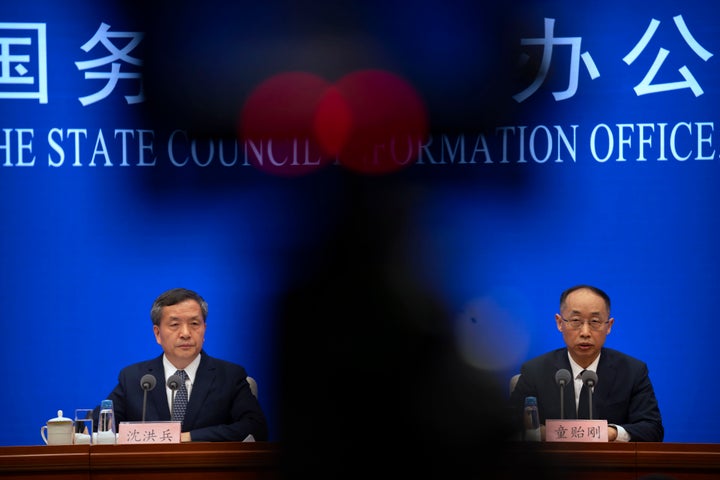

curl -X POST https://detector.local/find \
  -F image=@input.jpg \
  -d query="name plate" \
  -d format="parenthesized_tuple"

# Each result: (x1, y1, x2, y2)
(545, 419, 608, 442)
(118, 421, 181, 444)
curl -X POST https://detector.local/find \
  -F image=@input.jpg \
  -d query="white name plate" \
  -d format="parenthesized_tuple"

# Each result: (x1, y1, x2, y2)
(545, 419, 608, 442)
(118, 421, 181, 444)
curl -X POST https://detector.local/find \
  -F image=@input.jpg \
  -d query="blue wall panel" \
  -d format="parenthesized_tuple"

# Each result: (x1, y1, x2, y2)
(1, 0, 718, 446)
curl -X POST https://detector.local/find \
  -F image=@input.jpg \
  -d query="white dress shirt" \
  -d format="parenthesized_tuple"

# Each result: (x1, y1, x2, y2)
(162, 354, 201, 412)
(566, 352, 630, 441)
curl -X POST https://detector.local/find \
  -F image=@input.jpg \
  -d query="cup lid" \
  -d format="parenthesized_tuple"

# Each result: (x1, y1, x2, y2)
(48, 410, 73, 423)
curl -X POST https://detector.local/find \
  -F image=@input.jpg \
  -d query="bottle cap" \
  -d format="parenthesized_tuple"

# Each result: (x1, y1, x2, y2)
(524, 396, 537, 406)
(101, 399, 113, 409)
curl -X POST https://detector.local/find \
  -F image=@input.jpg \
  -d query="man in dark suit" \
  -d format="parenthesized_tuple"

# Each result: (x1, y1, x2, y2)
(509, 284, 663, 442)
(96, 288, 268, 442)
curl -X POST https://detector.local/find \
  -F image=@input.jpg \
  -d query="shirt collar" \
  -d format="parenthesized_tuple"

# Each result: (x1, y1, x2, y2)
(163, 353, 201, 385)
(567, 351, 601, 380)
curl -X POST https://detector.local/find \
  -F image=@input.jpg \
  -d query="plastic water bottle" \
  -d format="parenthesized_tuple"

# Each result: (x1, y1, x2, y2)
(96, 399, 117, 444)
(523, 396, 541, 441)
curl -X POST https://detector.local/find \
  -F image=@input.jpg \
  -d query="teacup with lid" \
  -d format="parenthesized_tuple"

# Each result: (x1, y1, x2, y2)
(40, 410, 74, 445)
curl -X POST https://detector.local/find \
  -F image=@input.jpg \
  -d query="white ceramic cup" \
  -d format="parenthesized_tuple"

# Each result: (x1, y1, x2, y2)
(40, 421, 74, 445)
(41, 410, 74, 445)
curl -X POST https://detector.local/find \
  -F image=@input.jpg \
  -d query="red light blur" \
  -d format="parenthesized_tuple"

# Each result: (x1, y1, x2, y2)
(240, 69, 428, 176)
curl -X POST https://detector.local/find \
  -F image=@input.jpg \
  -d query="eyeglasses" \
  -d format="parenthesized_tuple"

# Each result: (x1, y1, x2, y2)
(559, 315, 609, 331)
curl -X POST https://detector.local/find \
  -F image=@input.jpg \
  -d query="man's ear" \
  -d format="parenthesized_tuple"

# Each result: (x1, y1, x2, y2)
(153, 325, 161, 344)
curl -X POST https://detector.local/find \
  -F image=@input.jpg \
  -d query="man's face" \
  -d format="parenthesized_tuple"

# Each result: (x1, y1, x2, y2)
(153, 299, 206, 368)
(555, 288, 613, 368)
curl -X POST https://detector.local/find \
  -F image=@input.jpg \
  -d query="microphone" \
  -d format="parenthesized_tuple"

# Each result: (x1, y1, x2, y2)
(581, 369, 599, 420)
(141, 374, 157, 390)
(167, 374, 182, 420)
(554, 369, 572, 419)
(140, 374, 157, 422)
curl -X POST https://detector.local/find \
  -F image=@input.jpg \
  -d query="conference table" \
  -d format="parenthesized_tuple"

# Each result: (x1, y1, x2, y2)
(505, 441, 720, 480)
(0, 441, 718, 479)
(0, 441, 280, 480)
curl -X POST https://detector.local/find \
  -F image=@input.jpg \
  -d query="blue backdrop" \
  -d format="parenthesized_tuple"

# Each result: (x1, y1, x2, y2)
(1, 0, 718, 445)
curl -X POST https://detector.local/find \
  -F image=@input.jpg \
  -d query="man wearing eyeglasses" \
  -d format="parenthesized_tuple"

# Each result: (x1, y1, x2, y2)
(509, 284, 664, 442)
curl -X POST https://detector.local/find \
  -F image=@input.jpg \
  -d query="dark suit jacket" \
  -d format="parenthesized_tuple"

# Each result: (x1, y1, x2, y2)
(509, 347, 663, 442)
(96, 351, 268, 442)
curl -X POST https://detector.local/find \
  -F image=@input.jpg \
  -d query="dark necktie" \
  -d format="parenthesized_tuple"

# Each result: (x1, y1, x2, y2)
(577, 370, 590, 419)
(171, 370, 188, 423)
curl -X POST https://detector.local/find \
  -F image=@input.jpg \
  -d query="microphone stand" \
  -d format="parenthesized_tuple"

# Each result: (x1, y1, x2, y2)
(554, 369, 571, 420)
(169, 382, 178, 419)
(140, 374, 157, 423)
(142, 389, 149, 422)
(166, 374, 181, 421)
(580, 370, 598, 420)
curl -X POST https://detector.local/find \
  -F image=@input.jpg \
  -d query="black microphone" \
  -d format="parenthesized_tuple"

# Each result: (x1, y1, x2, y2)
(167, 374, 182, 420)
(140, 374, 157, 422)
(581, 369, 599, 420)
(555, 369, 572, 419)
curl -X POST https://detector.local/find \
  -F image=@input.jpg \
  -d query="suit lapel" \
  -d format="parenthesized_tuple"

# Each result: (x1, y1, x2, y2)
(145, 356, 171, 419)
(554, 350, 577, 420)
(182, 354, 215, 427)
(593, 349, 615, 418)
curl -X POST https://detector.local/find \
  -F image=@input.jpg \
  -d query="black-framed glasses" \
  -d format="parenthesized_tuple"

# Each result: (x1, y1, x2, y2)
(559, 315, 609, 331)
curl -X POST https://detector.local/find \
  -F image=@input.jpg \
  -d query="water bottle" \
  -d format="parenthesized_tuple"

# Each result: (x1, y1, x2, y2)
(523, 396, 541, 441)
(96, 399, 117, 444)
